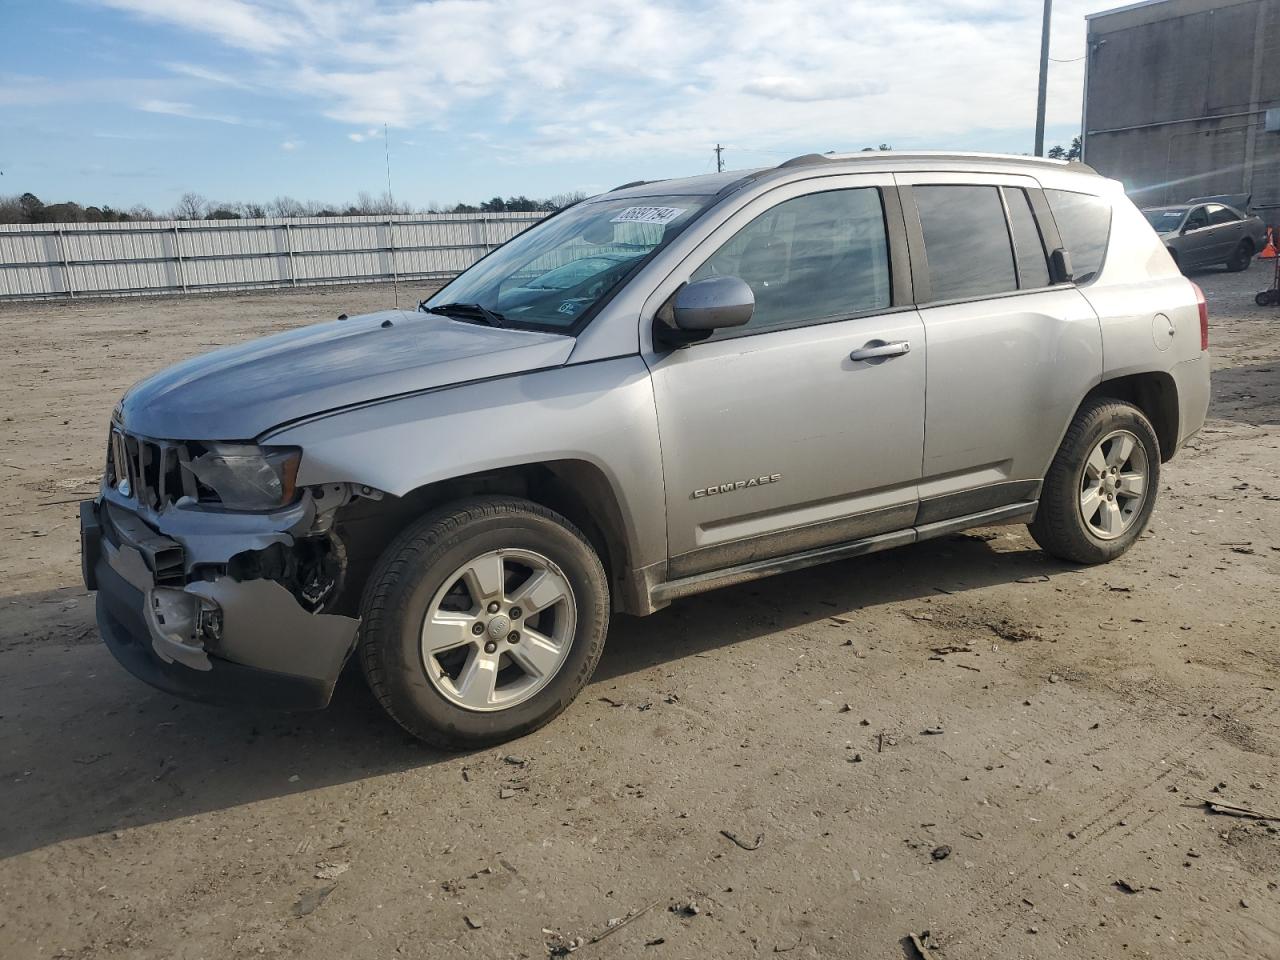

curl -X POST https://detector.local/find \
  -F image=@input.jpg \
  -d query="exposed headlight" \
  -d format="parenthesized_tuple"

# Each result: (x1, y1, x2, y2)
(187, 444, 301, 510)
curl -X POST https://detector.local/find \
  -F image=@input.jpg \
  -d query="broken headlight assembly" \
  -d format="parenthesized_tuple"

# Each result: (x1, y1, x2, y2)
(186, 444, 302, 510)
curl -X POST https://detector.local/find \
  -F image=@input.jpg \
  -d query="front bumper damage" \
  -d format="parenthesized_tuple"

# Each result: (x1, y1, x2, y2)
(81, 489, 360, 710)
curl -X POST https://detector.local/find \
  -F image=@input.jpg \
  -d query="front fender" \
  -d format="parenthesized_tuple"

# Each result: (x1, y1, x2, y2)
(263, 358, 667, 576)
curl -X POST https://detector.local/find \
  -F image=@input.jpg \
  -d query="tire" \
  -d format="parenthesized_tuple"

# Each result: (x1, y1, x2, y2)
(1225, 240, 1253, 273)
(1258, 291, 1277, 307)
(358, 496, 609, 749)
(1029, 399, 1161, 565)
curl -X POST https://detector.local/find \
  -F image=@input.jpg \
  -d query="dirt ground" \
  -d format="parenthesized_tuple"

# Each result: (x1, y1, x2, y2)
(1, 269, 1277, 960)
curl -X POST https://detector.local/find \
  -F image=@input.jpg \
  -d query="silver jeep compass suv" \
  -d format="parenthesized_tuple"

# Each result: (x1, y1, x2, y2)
(81, 152, 1211, 747)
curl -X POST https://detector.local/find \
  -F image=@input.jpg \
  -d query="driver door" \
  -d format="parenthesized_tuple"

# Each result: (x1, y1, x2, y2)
(643, 177, 926, 579)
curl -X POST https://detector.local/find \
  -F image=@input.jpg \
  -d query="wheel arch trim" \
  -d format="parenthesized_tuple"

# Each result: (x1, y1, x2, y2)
(1081, 370, 1180, 462)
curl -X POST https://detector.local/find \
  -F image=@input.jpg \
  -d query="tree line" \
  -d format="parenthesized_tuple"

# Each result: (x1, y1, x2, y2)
(0, 141, 1080, 226)
(0, 189, 589, 225)
(1047, 137, 1082, 161)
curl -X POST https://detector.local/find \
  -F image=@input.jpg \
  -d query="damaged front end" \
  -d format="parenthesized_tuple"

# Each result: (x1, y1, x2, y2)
(81, 429, 372, 710)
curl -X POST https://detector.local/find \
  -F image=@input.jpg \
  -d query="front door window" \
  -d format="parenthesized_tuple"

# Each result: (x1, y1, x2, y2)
(690, 188, 891, 334)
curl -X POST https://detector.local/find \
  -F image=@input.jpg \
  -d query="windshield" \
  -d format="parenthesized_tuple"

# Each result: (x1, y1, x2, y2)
(424, 195, 711, 330)
(1143, 208, 1186, 231)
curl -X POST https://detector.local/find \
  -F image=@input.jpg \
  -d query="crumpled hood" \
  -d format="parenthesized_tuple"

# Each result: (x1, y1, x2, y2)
(118, 310, 575, 440)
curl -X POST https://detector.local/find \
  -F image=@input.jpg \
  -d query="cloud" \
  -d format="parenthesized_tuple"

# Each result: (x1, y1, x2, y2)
(94, 0, 303, 53)
(0, 73, 169, 106)
(742, 76, 887, 102)
(137, 99, 246, 125)
(1, 73, 270, 132)
(93, 130, 170, 141)
(165, 61, 252, 89)
(90, 0, 1097, 160)
(280, 139, 302, 151)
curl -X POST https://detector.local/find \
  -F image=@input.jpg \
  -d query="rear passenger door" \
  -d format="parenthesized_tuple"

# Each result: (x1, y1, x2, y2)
(1204, 204, 1245, 261)
(896, 174, 1103, 523)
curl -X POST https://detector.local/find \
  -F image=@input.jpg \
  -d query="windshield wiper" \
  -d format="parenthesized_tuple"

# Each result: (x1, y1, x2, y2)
(422, 302, 508, 328)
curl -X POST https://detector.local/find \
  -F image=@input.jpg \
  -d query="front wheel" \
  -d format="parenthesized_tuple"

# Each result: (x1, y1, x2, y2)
(1225, 240, 1254, 273)
(1029, 399, 1161, 564)
(358, 496, 610, 749)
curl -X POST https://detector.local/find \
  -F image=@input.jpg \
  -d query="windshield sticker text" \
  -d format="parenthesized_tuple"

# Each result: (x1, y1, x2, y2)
(611, 206, 687, 226)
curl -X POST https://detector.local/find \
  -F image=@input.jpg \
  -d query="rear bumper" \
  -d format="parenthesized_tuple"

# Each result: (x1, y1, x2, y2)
(82, 499, 359, 710)
(1172, 353, 1211, 452)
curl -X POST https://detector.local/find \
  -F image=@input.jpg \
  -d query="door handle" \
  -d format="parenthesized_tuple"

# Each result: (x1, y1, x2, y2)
(849, 340, 911, 362)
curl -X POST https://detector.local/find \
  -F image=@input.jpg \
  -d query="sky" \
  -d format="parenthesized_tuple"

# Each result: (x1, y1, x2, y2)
(0, 0, 1103, 212)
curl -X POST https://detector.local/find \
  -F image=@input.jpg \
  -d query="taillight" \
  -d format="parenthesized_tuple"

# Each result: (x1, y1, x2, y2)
(1191, 281, 1208, 351)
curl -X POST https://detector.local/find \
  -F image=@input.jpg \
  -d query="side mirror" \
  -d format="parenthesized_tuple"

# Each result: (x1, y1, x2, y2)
(1049, 247, 1074, 284)
(673, 276, 754, 330)
(655, 276, 755, 348)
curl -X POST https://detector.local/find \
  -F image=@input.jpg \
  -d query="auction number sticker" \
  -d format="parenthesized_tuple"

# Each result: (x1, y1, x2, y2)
(610, 206, 686, 225)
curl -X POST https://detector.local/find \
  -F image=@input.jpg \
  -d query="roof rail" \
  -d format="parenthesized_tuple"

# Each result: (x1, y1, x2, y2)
(776, 153, 832, 169)
(610, 179, 656, 192)
(1187, 193, 1250, 208)
(774, 150, 1097, 175)
(716, 173, 764, 196)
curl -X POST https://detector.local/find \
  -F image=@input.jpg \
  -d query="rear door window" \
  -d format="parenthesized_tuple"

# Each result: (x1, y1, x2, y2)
(1045, 189, 1112, 284)
(1004, 188, 1051, 289)
(1207, 204, 1241, 226)
(914, 185, 1018, 302)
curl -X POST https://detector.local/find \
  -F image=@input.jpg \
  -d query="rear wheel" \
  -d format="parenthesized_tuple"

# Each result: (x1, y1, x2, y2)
(1226, 240, 1253, 273)
(1029, 399, 1160, 564)
(358, 496, 609, 749)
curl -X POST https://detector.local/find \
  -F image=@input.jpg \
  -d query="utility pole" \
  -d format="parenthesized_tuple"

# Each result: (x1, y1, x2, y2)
(384, 123, 400, 310)
(714, 144, 724, 172)
(1034, 0, 1053, 156)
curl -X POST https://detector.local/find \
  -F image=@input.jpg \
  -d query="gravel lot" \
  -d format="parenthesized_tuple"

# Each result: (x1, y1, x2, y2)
(1, 269, 1278, 959)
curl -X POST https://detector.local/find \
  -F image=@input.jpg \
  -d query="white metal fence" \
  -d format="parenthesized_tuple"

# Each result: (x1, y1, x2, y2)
(0, 212, 546, 301)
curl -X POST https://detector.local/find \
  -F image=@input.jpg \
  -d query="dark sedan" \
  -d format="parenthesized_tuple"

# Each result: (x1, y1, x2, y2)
(1143, 200, 1268, 273)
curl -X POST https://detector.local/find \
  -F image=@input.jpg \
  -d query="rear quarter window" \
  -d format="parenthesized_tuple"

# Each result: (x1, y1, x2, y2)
(1045, 189, 1112, 284)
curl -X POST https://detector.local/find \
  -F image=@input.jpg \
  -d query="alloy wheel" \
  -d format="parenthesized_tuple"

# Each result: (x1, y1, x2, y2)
(1079, 429, 1149, 540)
(420, 548, 577, 712)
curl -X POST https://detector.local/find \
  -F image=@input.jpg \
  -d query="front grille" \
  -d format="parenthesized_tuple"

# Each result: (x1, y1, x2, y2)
(108, 429, 198, 511)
